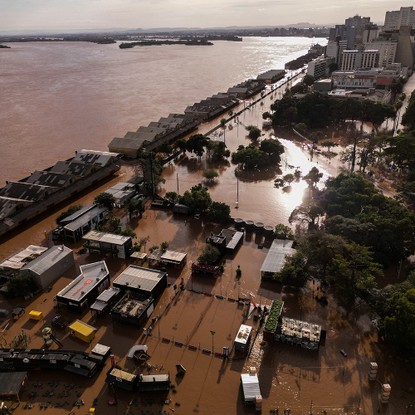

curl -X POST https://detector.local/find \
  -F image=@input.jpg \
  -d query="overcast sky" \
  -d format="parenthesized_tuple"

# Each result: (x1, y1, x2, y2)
(0, 0, 413, 33)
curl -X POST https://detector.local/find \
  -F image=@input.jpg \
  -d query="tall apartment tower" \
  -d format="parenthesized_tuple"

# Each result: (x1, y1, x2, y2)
(384, 6, 415, 30)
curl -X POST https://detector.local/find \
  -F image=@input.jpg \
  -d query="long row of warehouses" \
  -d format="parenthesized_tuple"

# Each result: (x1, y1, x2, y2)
(108, 69, 285, 158)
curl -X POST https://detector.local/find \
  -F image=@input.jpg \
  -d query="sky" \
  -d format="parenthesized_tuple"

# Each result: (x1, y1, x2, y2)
(0, 0, 413, 34)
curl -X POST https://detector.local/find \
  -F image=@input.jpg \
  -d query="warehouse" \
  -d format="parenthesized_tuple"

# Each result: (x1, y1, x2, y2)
(55, 261, 110, 312)
(20, 245, 74, 289)
(112, 265, 167, 299)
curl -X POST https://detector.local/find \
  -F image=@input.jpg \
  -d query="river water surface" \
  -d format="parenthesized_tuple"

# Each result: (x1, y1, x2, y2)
(0, 36, 325, 185)
(1, 37, 413, 414)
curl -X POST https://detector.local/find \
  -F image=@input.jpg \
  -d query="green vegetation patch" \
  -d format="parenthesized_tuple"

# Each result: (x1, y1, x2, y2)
(264, 299, 284, 333)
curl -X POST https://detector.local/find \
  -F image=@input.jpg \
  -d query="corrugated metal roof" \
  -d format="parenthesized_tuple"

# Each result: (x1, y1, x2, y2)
(0, 245, 48, 270)
(160, 250, 187, 264)
(63, 206, 107, 232)
(21, 245, 73, 276)
(113, 265, 165, 292)
(240, 373, 261, 402)
(83, 230, 131, 245)
(260, 239, 295, 275)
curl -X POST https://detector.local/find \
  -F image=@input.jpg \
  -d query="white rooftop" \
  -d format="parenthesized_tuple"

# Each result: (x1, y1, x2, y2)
(83, 230, 131, 246)
(260, 239, 295, 275)
(0, 245, 48, 270)
(234, 324, 252, 345)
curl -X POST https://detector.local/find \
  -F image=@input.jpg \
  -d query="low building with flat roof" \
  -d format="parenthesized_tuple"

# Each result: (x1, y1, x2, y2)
(206, 228, 244, 252)
(56, 260, 110, 312)
(260, 239, 295, 279)
(111, 291, 154, 327)
(113, 265, 167, 299)
(83, 230, 133, 259)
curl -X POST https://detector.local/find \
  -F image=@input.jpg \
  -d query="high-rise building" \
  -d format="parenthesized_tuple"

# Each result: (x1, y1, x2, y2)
(384, 6, 415, 30)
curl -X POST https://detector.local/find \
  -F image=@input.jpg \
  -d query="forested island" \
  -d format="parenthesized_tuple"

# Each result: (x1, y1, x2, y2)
(119, 38, 214, 48)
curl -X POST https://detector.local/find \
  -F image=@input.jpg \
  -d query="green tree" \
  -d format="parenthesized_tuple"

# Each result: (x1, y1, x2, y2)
(137, 152, 165, 195)
(327, 241, 380, 303)
(203, 169, 219, 183)
(260, 138, 285, 163)
(289, 200, 324, 231)
(246, 125, 262, 142)
(94, 192, 115, 210)
(126, 198, 145, 219)
(6, 275, 39, 297)
(272, 252, 308, 287)
(56, 205, 82, 225)
(303, 166, 323, 188)
(186, 134, 209, 157)
(165, 191, 180, 204)
(207, 140, 230, 161)
(207, 201, 231, 223)
(274, 223, 293, 239)
(402, 91, 415, 130)
(381, 288, 415, 365)
(302, 75, 314, 86)
(179, 184, 212, 214)
(198, 244, 221, 265)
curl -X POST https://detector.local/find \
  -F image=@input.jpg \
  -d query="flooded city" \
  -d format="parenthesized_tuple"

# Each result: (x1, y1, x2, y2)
(0, 32, 414, 415)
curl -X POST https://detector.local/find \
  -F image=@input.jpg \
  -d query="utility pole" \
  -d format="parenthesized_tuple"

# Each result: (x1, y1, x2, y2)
(176, 173, 180, 194)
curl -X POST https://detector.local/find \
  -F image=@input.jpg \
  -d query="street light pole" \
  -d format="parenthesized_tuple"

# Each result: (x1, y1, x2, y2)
(210, 330, 216, 354)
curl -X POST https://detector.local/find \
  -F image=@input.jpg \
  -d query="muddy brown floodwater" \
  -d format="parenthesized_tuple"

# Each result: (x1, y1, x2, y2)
(0, 86, 414, 415)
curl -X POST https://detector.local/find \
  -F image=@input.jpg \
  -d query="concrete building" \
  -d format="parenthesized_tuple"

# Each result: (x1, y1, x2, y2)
(82, 230, 133, 259)
(340, 49, 379, 71)
(369, 40, 398, 67)
(55, 261, 110, 312)
(332, 70, 377, 90)
(384, 6, 415, 30)
(307, 56, 335, 79)
(256, 69, 286, 83)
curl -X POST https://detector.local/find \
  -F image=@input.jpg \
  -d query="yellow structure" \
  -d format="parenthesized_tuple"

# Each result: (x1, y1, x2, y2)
(28, 310, 43, 321)
(68, 320, 97, 343)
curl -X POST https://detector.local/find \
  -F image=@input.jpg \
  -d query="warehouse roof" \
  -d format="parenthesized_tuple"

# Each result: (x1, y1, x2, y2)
(113, 265, 166, 292)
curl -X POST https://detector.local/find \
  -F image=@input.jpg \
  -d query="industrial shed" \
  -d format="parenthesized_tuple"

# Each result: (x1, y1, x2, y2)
(55, 261, 110, 312)
(20, 245, 74, 289)
(113, 265, 167, 299)
(260, 239, 295, 279)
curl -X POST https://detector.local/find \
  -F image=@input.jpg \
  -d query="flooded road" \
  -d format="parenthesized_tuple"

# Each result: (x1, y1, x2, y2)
(0, 56, 413, 415)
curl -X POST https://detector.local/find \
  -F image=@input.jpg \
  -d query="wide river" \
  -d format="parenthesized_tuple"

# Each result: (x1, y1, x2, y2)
(0, 37, 326, 185)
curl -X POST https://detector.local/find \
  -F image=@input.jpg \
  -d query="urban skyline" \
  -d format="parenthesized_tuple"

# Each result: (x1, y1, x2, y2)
(0, 0, 413, 34)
